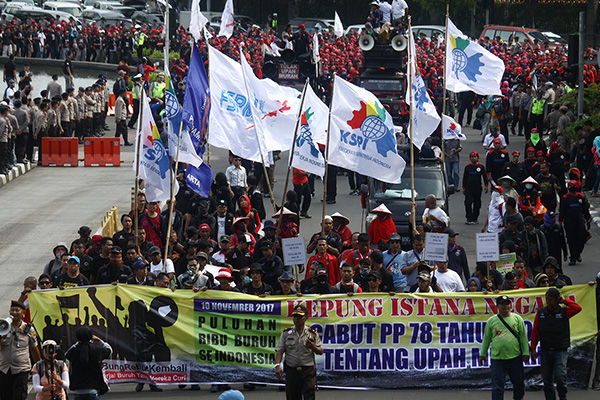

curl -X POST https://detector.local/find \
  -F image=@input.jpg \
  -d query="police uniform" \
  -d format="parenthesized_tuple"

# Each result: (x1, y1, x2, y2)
(275, 306, 322, 400)
(0, 311, 38, 400)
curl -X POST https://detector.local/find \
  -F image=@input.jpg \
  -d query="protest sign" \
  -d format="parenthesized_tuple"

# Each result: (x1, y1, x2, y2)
(281, 237, 306, 266)
(496, 253, 517, 275)
(424, 233, 449, 262)
(476, 233, 500, 262)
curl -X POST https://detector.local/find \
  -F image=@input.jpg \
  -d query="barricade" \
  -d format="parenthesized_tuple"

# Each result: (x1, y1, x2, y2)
(40, 137, 78, 167)
(107, 92, 133, 116)
(94, 206, 121, 237)
(83, 137, 122, 167)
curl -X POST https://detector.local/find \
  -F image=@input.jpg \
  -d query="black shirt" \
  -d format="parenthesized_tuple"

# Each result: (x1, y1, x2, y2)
(95, 264, 133, 284)
(4, 61, 16, 82)
(90, 255, 110, 279)
(240, 282, 273, 295)
(462, 162, 488, 191)
(55, 273, 89, 288)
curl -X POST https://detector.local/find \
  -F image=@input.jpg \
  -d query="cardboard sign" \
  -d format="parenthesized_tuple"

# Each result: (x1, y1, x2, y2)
(282, 237, 306, 266)
(476, 233, 500, 262)
(278, 64, 300, 80)
(424, 233, 449, 262)
(496, 253, 517, 275)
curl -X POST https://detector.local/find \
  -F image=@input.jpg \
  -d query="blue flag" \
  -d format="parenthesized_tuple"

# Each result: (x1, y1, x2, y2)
(186, 162, 213, 198)
(183, 43, 211, 157)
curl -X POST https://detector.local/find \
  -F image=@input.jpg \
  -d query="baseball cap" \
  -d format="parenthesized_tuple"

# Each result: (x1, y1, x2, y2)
(197, 251, 208, 260)
(217, 199, 228, 207)
(68, 255, 80, 263)
(367, 270, 382, 279)
(389, 233, 401, 241)
(132, 261, 148, 271)
(545, 287, 561, 299)
(370, 250, 383, 264)
(199, 223, 210, 231)
(445, 228, 459, 237)
(418, 272, 431, 282)
(496, 295, 512, 305)
(149, 246, 161, 255)
(470, 151, 479, 157)
(219, 235, 231, 243)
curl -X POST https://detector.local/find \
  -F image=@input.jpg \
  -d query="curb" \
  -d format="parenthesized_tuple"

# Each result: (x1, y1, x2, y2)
(0, 161, 35, 188)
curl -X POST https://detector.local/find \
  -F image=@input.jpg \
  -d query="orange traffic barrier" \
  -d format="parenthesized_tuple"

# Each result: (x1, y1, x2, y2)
(107, 91, 134, 116)
(83, 137, 122, 167)
(41, 137, 78, 167)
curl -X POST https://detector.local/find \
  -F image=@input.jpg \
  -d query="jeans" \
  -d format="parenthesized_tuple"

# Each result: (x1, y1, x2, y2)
(541, 348, 568, 400)
(446, 161, 460, 188)
(593, 164, 600, 193)
(73, 392, 100, 400)
(490, 356, 525, 400)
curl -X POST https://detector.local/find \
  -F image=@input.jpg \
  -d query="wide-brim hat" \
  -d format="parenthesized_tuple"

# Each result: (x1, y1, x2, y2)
(497, 175, 516, 185)
(331, 212, 350, 225)
(232, 216, 250, 227)
(371, 204, 392, 214)
(522, 176, 538, 186)
(271, 207, 297, 218)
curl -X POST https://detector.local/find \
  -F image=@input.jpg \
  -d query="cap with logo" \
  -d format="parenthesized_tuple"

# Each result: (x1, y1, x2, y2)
(496, 295, 512, 305)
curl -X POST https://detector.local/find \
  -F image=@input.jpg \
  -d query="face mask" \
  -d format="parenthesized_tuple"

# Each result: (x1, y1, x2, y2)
(243, 276, 252, 284)
(502, 181, 511, 188)
(525, 183, 533, 190)
(188, 264, 199, 275)
(55, 250, 66, 259)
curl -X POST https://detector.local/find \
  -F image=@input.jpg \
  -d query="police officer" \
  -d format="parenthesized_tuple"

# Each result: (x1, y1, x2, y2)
(275, 304, 323, 400)
(462, 151, 489, 225)
(559, 180, 591, 265)
(0, 300, 41, 400)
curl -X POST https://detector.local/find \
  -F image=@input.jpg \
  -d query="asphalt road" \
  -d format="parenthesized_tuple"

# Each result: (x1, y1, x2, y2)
(0, 123, 598, 397)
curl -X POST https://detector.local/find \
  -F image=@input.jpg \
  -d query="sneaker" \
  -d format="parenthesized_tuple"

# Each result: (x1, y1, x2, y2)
(465, 220, 471, 225)
(577, 257, 582, 262)
(568, 259, 576, 266)
(473, 220, 479, 224)
(124, 142, 133, 146)
(136, 383, 144, 392)
(326, 199, 336, 204)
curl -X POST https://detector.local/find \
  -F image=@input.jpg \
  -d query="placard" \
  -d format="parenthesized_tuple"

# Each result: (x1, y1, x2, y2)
(281, 237, 306, 266)
(424, 233, 449, 262)
(278, 64, 300, 80)
(496, 253, 517, 275)
(476, 233, 499, 262)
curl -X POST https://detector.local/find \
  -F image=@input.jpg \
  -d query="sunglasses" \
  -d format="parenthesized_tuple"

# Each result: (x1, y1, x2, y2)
(39, 281, 51, 285)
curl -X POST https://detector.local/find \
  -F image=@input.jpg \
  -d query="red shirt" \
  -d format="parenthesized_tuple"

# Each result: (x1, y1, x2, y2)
(141, 214, 163, 248)
(530, 298, 582, 351)
(307, 253, 339, 286)
(368, 215, 397, 245)
(293, 168, 308, 185)
(344, 249, 371, 267)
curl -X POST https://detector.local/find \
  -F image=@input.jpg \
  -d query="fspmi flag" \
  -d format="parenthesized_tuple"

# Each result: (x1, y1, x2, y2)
(291, 82, 327, 177)
(408, 25, 440, 150)
(442, 115, 467, 140)
(134, 91, 177, 201)
(329, 76, 406, 184)
(445, 18, 504, 96)
(219, 0, 234, 38)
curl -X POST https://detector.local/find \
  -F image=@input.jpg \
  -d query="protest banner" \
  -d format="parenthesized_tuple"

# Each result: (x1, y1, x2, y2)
(28, 285, 597, 389)
(424, 233, 449, 262)
(496, 253, 517, 275)
(476, 233, 500, 262)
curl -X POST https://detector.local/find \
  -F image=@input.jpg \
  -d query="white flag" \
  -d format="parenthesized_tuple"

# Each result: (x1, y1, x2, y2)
(207, 45, 262, 163)
(442, 115, 467, 140)
(329, 76, 406, 184)
(189, 0, 208, 42)
(334, 12, 344, 37)
(219, 0, 235, 38)
(239, 48, 302, 155)
(290, 83, 327, 177)
(445, 18, 504, 96)
(134, 91, 177, 202)
(408, 26, 440, 150)
(312, 33, 320, 63)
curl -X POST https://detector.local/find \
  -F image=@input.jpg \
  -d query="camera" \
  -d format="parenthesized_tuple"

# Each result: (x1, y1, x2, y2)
(44, 343, 60, 355)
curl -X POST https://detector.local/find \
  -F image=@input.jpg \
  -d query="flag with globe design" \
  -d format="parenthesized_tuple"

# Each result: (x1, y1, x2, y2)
(290, 82, 327, 177)
(330, 76, 405, 184)
(442, 115, 467, 140)
(445, 18, 504, 96)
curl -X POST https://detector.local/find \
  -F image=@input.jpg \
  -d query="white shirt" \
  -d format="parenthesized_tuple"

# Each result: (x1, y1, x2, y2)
(217, 215, 226, 243)
(391, 0, 408, 20)
(149, 259, 174, 276)
(436, 269, 465, 292)
(226, 165, 247, 187)
(379, 1, 392, 23)
(212, 250, 227, 264)
(483, 133, 507, 148)
(487, 192, 506, 233)
(422, 207, 448, 230)
(415, 286, 434, 293)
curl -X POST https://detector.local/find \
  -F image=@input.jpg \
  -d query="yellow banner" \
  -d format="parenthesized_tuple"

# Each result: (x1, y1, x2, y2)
(28, 284, 598, 388)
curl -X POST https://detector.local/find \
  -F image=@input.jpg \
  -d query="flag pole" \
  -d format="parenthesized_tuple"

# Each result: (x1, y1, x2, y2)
(163, 81, 183, 269)
(134, 89, 144, 250)
(440, 4, 449, 179)
(238, 45, 278, 213)
(321, 74, 335, 237)
(408, 18, 416, 231)
(276, 79, 309, 240)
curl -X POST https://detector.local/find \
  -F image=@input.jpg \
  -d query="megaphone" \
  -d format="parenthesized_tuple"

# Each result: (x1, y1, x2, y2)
(391, 35, 408, 52)
(0, 316, 13, 336)
(281, 49, 296, 64)
(359, 34, 375, 52)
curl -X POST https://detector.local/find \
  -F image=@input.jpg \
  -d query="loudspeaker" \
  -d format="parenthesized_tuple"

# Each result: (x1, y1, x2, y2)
(391, 35, 408, 52)
(262, 61, 277, 79)
(281, 49, 296, 64)
(359, 35, 375, 52)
